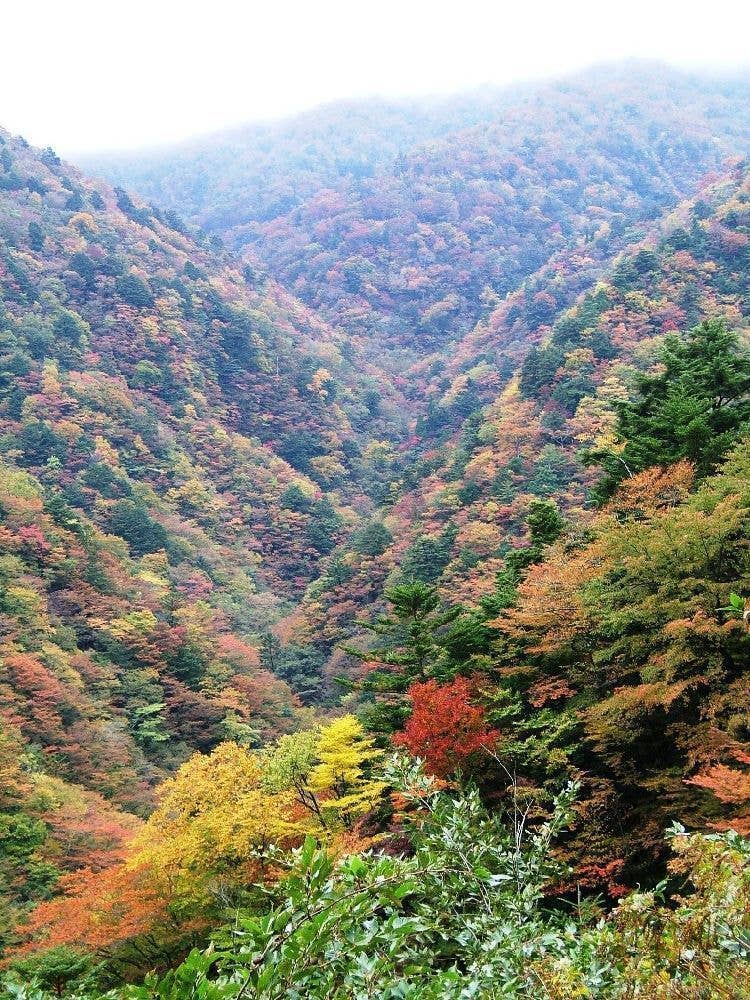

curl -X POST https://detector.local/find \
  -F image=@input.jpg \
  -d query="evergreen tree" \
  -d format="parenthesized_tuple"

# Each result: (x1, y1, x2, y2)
(351, 520, 393, 557)
(306, 498, 343, 554)
(8, 946, 95, 998)
(343, 584, 464, 733)
(27, 222, 45, 253)
(482, 499, 564, 615)
(108, 500, 168, 557)
(115, 273, 154, 308)
(400, 525, 457, 584)
(589, 319, 750, 500)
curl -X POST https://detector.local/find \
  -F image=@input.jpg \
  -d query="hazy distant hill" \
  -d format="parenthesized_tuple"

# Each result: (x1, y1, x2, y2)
(85, 64, 750, 355)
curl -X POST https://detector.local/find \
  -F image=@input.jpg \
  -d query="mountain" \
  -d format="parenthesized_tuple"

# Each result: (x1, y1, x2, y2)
(76, 64, 750, 871)
(84, 64, 750, 358)
(3, 62, 750, 992)
(0, 125, 410, 945)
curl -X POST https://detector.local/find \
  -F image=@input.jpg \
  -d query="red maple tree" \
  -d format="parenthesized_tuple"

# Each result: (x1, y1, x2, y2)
(394, 677, 499, 778)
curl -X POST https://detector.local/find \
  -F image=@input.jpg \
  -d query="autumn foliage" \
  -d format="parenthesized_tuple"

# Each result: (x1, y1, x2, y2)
(395, 677, 499, 778)
(5, 63, 750, 991)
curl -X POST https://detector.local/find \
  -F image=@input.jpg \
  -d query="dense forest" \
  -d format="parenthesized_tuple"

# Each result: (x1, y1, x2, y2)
(1, 63, 750, 998)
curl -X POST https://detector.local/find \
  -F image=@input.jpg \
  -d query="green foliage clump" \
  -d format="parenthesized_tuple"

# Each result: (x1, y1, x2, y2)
(22, 763, 747, 1000)
(589, 318, 750, 500)
(107, 500, 168, 557)
(114, 273, 154, 308)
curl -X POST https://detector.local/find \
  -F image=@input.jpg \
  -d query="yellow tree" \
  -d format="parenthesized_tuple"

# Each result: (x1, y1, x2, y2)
(131, 743, 299, 908)
(309, 716, 385, 828)
(260, 728, 326, 827)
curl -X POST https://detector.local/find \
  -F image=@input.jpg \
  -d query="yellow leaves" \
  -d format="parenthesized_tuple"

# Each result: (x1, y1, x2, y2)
(68, 211, 98, 235)
(564, 347, 595, 371)
(93, 435, 120, 467)
(0, 723, 32, 808)
(427, 483, 462, 516)
(172, 602, 216, 648)
(307, 367, 334, 398)
(623, 289, 652, 313)
(362, 439, 395, 467)
(308, 453, 347, 483)
(131, 435, 151, 457)
(138, 551, 170, 589)
(159, 742, 262, 815)
(138, 315, 160, 339)
(0, 463, 42, 500)
(128, 719, 389, 905)
(38, 642, 84, 692)
(166, 477, 219, 512)
(420, 293, 460, 329)
(3, 585, 44, 623)
(132, 743, 299, 899)
(309, 715, 385, 825)
(55, 419, 84, 444)
(68, 371, 135, 415)
(40, 360, 63, 396)
(107, 609, 158, 641)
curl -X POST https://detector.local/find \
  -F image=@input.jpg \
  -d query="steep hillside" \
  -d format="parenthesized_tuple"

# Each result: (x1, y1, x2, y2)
(285, 161, 750, 664)
(290, 161, 750, 879)
(0, 129, 411, 605)
(0, 128, 408, 945)
(3, 70, 750, 994)
(85, 64, 750, 356)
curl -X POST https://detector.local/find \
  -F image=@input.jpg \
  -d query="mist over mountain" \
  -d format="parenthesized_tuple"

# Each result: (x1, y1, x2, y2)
(85, 64, 750, 355)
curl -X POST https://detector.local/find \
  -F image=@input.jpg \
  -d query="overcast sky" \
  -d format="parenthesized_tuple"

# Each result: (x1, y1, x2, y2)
(4, 0, 750, 155)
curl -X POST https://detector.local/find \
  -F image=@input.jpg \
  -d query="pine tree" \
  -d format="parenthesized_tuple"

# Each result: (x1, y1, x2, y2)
(589, 319, 750, 500)
(343, 583, 462, 692)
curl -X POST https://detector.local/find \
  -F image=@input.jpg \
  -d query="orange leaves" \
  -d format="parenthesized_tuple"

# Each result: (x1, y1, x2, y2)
(3, 653, 76, 747)
(564, 858, 629, 900)
(687, 742, 750, 834)
(606, 461, 695, 516)
(38, 780, 141, 872)
(689, 763, 750, 806)
(15, 863, 169, 955)
(493, 539, 602, 653)
(527, 677, 576, 708)
(394, 677, 499, 778)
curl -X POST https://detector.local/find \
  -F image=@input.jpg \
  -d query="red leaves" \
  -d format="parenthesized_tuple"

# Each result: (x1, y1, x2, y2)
(394, 676, 499, 778)
(571, 858, 629, 899)
(17, 524, 52, 559)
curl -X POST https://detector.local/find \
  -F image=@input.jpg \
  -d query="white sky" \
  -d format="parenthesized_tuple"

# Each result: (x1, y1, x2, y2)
(3, 0, 750, 155)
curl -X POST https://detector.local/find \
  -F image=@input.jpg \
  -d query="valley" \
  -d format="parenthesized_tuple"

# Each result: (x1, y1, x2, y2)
(1, 61, 749, 998)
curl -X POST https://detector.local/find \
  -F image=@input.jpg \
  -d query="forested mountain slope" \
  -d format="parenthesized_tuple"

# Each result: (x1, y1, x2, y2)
(260, 159, 750, 881)
(286, 160, 750, 663)
(0, 127, 408, 947)
(0, 127, 410, 601)
(86, 64, 750, 356)
(3, 65, 750, 996)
